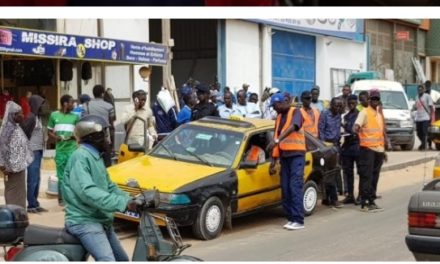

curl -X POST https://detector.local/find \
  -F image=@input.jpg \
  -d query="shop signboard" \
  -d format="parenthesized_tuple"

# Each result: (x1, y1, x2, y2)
(396, 31, 410, 41)
(0, 26, 168, 65)
(250, 19, 365, 42)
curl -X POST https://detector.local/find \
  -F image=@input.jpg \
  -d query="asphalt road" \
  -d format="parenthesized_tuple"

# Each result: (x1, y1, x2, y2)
(116, 161, 430, 261)
(0, 151, 435, 261)
(182, 183, 417, 261)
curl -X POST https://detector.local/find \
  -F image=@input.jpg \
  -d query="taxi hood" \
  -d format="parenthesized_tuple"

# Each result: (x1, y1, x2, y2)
(108, 155, 226, 193)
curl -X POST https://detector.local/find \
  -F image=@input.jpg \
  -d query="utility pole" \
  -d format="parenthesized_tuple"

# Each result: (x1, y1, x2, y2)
(161, 19, 179, 111)
(162, 19, 172, 89)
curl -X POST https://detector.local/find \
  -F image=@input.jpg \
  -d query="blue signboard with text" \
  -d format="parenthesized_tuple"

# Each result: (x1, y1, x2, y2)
(0, 26, 168, 65)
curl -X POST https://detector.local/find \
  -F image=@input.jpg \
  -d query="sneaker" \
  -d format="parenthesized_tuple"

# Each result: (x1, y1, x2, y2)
(283, 221, 293, 229)
(27, 208, 39, 214)
(285, 222, 305, 230)
(360, 203, 384, 213)
(330, 201, 344, 208)
(36, 207, 48, 213)
(342, 196, 355, 204)
(367, 203, 384, 213)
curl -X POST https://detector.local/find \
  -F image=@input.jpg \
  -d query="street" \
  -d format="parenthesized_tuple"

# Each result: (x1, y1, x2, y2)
(1, 150, 434, 261)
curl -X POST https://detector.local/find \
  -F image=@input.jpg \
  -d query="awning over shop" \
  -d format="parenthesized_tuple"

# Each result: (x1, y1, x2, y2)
(0, 26, 168, 65)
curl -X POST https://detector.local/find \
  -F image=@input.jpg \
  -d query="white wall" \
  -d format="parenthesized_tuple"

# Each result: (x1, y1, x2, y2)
(57, 19, 98, 36)
(316, 36, 367, 100)
(225, 20, 260, 95)
(100, 19, 150, 123)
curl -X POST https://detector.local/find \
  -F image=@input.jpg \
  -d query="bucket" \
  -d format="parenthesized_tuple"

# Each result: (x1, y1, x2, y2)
(46, 175, 58, 196)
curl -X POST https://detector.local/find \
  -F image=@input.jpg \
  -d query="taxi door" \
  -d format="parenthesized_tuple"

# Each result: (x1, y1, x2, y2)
(236, 131, 281, 213)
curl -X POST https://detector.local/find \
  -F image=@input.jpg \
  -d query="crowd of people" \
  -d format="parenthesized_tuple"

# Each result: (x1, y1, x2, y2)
(0, 78, 433, 257)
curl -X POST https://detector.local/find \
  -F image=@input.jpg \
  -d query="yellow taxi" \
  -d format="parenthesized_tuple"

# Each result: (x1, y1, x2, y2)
(109, 116, 341, 240)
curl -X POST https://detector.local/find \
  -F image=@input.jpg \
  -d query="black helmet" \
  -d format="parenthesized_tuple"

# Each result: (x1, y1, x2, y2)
(74, 115, 109, 140)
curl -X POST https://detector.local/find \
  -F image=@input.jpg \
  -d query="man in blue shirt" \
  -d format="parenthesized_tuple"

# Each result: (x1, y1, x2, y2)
(152, 102, 177, 134)
(318, 97, 343, 208)
(177, 93, 196, 125)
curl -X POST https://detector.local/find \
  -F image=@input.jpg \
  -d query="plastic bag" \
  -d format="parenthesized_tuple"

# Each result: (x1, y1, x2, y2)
(157, 88, 175, 113)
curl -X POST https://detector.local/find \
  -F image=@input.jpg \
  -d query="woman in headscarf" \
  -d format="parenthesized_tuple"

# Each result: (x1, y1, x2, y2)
(0, 101, 34, 208)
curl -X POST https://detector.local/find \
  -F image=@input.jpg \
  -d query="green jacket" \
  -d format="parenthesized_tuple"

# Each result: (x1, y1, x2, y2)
(63, 144, 131, 226)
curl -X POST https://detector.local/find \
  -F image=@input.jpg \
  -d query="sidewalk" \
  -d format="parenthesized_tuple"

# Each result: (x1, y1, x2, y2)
(382, 150, 438, 172)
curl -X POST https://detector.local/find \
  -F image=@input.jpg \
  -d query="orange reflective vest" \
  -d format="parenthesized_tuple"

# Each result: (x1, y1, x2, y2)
(272, 107, 306, 158)
(300, 107, 319, 138)
(245, 145, 262, 163)
(358, 106, 385, 148)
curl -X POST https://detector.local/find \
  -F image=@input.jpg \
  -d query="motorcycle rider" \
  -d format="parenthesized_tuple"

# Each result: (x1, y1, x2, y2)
(62, 115, 137, 261)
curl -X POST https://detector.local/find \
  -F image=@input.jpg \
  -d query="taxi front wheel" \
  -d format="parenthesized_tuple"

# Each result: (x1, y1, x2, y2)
(192, 196, 225, 240)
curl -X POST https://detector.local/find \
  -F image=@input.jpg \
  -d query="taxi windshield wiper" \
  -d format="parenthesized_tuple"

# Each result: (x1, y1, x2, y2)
(157, 143, 177, 161)
(182, 148, 213, 167)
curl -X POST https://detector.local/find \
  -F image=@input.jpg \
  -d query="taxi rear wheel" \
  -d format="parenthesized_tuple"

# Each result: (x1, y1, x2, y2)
(192, 196, 225, 240)
(303, 181, 318, 216)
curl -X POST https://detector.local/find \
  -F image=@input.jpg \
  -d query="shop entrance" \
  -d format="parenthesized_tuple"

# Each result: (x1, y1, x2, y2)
(149, 19, 218, 99)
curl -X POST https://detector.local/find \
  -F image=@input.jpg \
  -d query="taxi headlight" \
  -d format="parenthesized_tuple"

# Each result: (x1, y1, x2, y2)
(160, 193, 191, 205)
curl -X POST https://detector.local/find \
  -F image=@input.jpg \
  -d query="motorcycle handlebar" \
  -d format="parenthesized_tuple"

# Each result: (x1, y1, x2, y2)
(134, 190, 160, 209)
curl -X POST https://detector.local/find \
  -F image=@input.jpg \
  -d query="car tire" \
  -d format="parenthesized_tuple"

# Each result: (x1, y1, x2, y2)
(303, 180, 318, 216)
(192, 196, 225, 240)
(401, 135, 415, 151)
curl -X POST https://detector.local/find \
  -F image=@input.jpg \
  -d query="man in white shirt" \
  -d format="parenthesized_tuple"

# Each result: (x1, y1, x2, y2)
(120, 90, 157, 150)
(236, 90, 262, 118)
(218, 91, 238, 118)
(262, 87, 279, 120)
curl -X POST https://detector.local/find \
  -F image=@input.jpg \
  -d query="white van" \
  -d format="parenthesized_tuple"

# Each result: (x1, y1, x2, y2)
(351, 80, 415, 151)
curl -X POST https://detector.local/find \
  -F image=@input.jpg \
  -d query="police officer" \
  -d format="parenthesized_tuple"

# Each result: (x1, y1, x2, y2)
(353, 89, 386, 212)
(267, 93, 305, 230)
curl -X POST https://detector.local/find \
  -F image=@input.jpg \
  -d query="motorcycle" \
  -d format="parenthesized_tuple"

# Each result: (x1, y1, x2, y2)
(1, 188, 201, 261)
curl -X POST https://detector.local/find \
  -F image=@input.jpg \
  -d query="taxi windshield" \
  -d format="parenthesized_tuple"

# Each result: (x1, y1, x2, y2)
(150, 125, 244, 168)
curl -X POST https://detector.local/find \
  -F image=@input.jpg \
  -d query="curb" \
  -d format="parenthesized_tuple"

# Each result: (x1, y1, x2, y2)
(381, 155, 437, 173)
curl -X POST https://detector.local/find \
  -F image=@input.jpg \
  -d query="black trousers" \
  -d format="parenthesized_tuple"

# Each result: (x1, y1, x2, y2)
(358, 147, 384, 205)
(342, 153, 360, 197)
(416, 120, 430, 149)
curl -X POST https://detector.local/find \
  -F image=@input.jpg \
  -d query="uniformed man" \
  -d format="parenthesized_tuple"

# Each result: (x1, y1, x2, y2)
(267, 93, 305, 230)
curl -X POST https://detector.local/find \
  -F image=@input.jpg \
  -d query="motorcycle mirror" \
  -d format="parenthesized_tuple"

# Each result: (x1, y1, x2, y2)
(126, 179, 140, 188)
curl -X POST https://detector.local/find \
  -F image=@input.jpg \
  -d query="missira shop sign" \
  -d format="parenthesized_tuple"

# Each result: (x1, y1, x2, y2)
(0, 26, 168, 65)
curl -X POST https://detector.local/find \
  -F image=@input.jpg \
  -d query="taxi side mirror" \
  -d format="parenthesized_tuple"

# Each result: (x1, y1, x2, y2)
(128, 143, 145, 153)
(240, 160, 258, 169)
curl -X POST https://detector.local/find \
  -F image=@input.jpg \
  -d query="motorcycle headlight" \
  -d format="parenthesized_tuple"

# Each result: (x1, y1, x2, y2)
(160, 193, 191, 205)
(399, 120, 413, 128)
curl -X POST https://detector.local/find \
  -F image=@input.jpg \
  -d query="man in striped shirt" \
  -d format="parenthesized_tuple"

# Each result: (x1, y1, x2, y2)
(47, 94, 79, 206)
